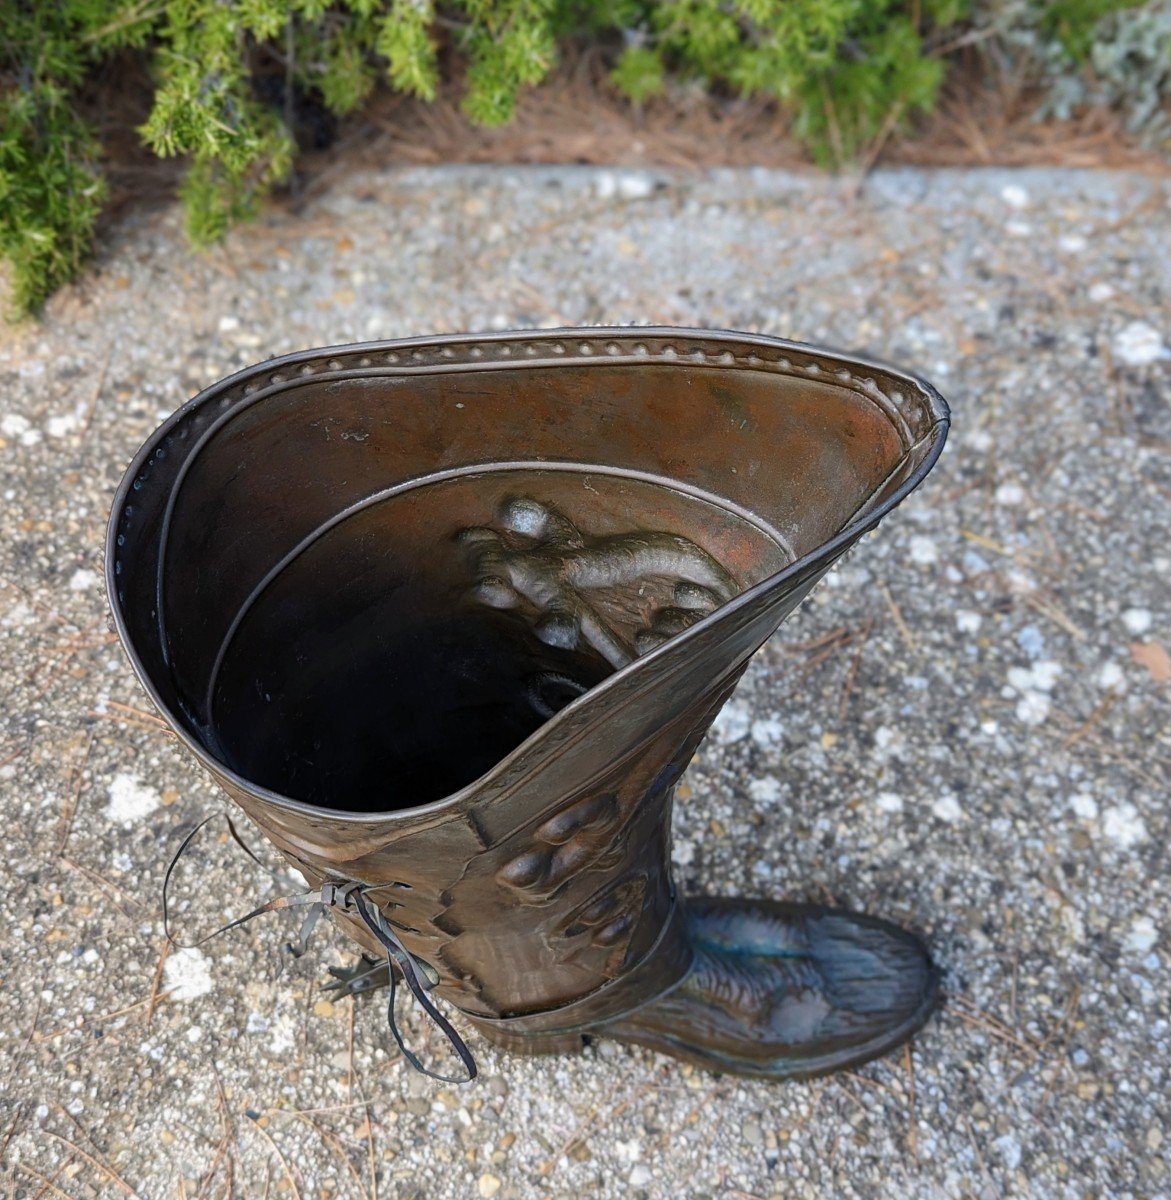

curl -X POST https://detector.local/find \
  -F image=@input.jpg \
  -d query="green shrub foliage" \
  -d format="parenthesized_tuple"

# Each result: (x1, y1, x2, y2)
(0, 0, 1160, 315)
(0, 5, 109, 317)
(976, 1, 1167, 138)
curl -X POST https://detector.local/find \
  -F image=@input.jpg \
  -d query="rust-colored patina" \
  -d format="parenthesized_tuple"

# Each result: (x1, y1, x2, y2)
(107, 327, 949, 1081)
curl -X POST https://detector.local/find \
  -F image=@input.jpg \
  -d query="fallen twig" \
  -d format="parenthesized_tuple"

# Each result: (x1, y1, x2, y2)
(146, 940, 173, 1029)
(242, 1115, 303, 1200)
(17, 1161, 75, 1200)
(45, 1125, 142, 1199)
(879, 584, 916, 652)
(56, 728, 96, 855)
(902, 1043, 919, 1163)
(1035, 987, 1082, 1115)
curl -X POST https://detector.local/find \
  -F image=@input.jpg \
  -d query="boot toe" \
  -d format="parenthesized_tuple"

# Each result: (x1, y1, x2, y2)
(604, 898, 939, 1079)
(790, 908, 938, 1046)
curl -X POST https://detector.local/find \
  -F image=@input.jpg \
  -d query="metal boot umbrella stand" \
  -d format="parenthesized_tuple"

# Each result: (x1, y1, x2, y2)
(107, 328, 950, 1082)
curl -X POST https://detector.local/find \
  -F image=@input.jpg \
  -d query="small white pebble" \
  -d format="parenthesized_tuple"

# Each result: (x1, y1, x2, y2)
(909, 536, 938, 566)
(1122, 608, 1152, 635)
(1088, 282, 1115, 302)
(1113, 321, 1167, 367)
(748, 778, 781, 804)
(268, 1015, 296, 1056)
(1006, 220, 1032, 238)
(1016, 691, 1050, 725)
(1, 414, 31, 437)
(1006, 658, 1060, 692)
(163, 947, 214, 1002)
(616, 174, 655, 200)
(876, 792, 904, 814)
(1058, 234, 1087, 253)
(1070, 792, 1098, 820)
(629, 1166, 653, 1187)
(1125, 917, 1158, 955)
(995, 483, 1026, 507)
(1097, 660, 1126, 690)
(105, 773, 160, 825)
(1017, 626, 1045, 659)
(69, 568, 99, 591)
(1103, 802, 1147, 847)
(218, 315, 240, 332)
(750, 716, 783, 747)
(1001, 184, 1029, 208)
(45, 413, 78, 438)
(872, 726, 905, 761)
(932, 794, 962, 823)
(1031, 660, 1062, 691)
(672, 840, 695, 867)
(956, 609, 982, 635)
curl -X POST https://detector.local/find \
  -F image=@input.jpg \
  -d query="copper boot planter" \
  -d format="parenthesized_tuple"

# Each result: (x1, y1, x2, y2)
(107, 327, 949, 1081)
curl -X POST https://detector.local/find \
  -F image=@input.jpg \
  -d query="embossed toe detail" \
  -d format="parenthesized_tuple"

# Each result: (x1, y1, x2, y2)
(601, 898, 939, 1079)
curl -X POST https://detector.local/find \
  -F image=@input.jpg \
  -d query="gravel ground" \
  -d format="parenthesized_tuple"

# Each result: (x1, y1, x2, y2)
(1, 165, 1169, 1200)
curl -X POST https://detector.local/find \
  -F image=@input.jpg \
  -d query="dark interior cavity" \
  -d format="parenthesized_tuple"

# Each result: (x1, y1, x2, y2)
(200, 470, 781, 813)
(212, 588, 611, 813)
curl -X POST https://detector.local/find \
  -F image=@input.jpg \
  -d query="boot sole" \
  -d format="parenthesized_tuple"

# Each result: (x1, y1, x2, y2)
(478, 967, 940, 1079)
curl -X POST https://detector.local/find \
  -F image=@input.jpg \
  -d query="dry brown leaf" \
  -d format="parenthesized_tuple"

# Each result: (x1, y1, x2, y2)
(1130, 641, 1171, 683)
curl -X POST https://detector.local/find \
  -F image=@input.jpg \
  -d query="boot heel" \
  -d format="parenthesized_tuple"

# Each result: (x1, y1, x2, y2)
(474, 1023, 587, 1057)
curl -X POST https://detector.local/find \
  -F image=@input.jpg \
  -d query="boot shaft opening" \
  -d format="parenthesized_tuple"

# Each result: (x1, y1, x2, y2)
(108, 332, 947, 817)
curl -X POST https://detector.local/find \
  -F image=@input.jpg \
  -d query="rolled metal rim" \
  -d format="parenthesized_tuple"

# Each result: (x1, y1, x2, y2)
(105, 326, 950, 824)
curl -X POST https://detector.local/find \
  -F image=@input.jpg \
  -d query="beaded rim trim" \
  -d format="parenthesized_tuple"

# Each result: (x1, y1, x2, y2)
(111, 327, 948, 599)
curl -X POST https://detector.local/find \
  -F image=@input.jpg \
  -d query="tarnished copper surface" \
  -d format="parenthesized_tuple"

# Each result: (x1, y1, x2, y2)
(107, 327, 949, 1079)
